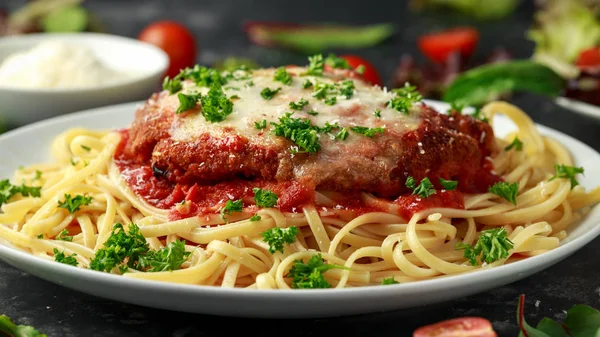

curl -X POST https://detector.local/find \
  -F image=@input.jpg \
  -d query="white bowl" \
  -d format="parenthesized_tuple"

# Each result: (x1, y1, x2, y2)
(0, 33, 168, 127)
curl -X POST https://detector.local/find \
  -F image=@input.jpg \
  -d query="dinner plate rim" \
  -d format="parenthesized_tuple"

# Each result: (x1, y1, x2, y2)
(0, 100, 599, 309)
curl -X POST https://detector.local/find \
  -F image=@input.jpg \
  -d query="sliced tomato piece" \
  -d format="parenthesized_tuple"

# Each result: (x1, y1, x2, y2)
(413, 317, 497, 337)
(418, 27, 479, 64)
(338, 54, 383, 86)
(576, 48, 600, 68)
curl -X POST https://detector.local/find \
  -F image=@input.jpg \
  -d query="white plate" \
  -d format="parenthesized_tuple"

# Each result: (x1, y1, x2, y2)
(0, 100, 599, 318)
(556, 96, 600, 121)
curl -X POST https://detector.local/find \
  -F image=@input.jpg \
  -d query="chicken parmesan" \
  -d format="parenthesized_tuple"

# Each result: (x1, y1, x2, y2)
(0, 54, 598, 290)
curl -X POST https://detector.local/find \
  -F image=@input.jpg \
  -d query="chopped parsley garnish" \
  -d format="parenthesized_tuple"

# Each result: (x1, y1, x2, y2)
(387, 83, 422, 115)
(324, 96, 337, 106)
(178, 65, 225, 88)
(270, 114, 321, 153)
(220, 199, 243, 222)
(335, 128, 349, 140)
(162, 76, 182, 94)
(229, 95, 240, 100)
(54, 248, 78, 266)
(373, 109, 382, 118)
(261, 87, 281, 100)
(56, 229, 73, 242)
(456, 228, 513, 266)
(254, 120, 267, 130)
(303, 54, 324, 76)
(504, 137, 523, 151)
(355, 65, 366, 75)
(34, 170, 42, 181)
(253, 188, 278, 208)
(0, 179, 42, 207)
(288, 254, 346, 289)
(317, 121, 340, 133)
(448, 102, 464, 115)
(339, 80, 355, 99)
(312, 82, 334, 99)
(550, 164, 585, 188)
(307, 110, 319, 116)
(262, 226, 298, 253)
(471, 108, 489, 123)
(37, 234, 43, 239)
(488, 181, 519, 205)
(289, 98, 309, 110)
(350, 126, 385, 138)
(175, 92, 202, 114)
(274, 67, 293, 85)
(381, 277, 399, 285)
(324, 53, 352, 69)
(89, 223, 190, 273)
(250, 214, 261, 222)
(302, 79, 313, 89)
(406, 176, 436, 198)
(200, 83, 234, 122)
(57, 194, 92, 213)
(439, 178, 458, 191)
(246, 80, 254, 87)
(81, 145, 91, 151)
(225, 86, 240, 91)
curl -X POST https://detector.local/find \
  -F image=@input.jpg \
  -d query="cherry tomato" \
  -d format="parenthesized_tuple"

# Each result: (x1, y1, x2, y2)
(418, 27, 479, 64)
(576, 48, 600, 68)
(413, 317, 497, 337)
(139, 21, 197, 78)
(339, 54, 383, 86)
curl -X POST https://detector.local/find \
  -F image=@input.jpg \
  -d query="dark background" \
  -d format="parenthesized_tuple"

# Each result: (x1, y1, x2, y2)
(1, 0, 600, 336)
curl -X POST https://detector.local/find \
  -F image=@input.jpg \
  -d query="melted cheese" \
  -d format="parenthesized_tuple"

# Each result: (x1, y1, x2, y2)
(166, 66, 421, 151)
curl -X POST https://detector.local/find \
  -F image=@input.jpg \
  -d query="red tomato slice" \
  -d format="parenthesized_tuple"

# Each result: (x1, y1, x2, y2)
(139, 21, 197, 78)
(339, 54, 383, 86)
(413, 317, 497, 337)
(576, 48, 600, 68)
(418, 27, 479, 64)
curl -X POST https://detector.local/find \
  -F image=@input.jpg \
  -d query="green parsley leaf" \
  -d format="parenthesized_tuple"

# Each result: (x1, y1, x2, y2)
(388, 83, 423, 114)
(253, 188, 278, 208)
(80, 145, 91, 152)
(471, 108, 489, 123)
(316, 121, 340, 133)
(355, 65, 366, 75)
(246, 80, 254, 87)
(307, 110, 319, 116)
(270, 113, 321, 153)
(261, 87, 281, 100)
(410, 177, 436, 198)
(439, 178, 458, 191)
(34, 170, 42, 181)
(339, 80, 355, 99)
(312, 82, 334, 99)
(53, 248, 78, 266)
(254, 120, 267, 130)
(262, 226, 299, 253)
(200, 83, 234, 122)
(0, 179, 41, 207)
(250, 214, 261, 222)
(350, 126, 385, 138)
(549, 164, 584, 188)
(303, 54, 324, 76)
(324, 96, 337, 106)
(335, 128, 349, 141)
(177, 65, 225, 88)
(289, 98, 309, 110)
(90, 223, 149, 272)
(57, 194, 92, 214)
(302, 79, 313, 89)
(274, 67, 293, 85)
(0, 314, 48, 337)
(137, 239, 190, 272)
(220, 199, 243, 222)
(55, 229, 73, 242)
(505, 137, 523, 151)
(37, 234, 43, 239)
(405, 176, 416, 190)
(373, 109, 382, 118)
(162, 76, 182, 94)
(448, 102, 464, 115)
(229, 95, 240, 100)
(489, 181, 519, 205)
(456, 228, 514, 266)
(324, 53, 352, 69)
(175, 92, 202, 114)
(288, 254, 346, 289)
(381, 277, 399, 285)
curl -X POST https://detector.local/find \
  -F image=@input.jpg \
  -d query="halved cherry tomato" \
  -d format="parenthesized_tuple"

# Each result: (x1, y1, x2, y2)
(139, 21, 197, 77)
(413, 317, 497, 337)
(339, 54, 383, 86)
(576, 48, 600, 68)
(418, 27, 479, 64)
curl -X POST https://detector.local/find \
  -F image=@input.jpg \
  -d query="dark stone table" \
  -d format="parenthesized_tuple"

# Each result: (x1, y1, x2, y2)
(2, 1, 600, 336)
